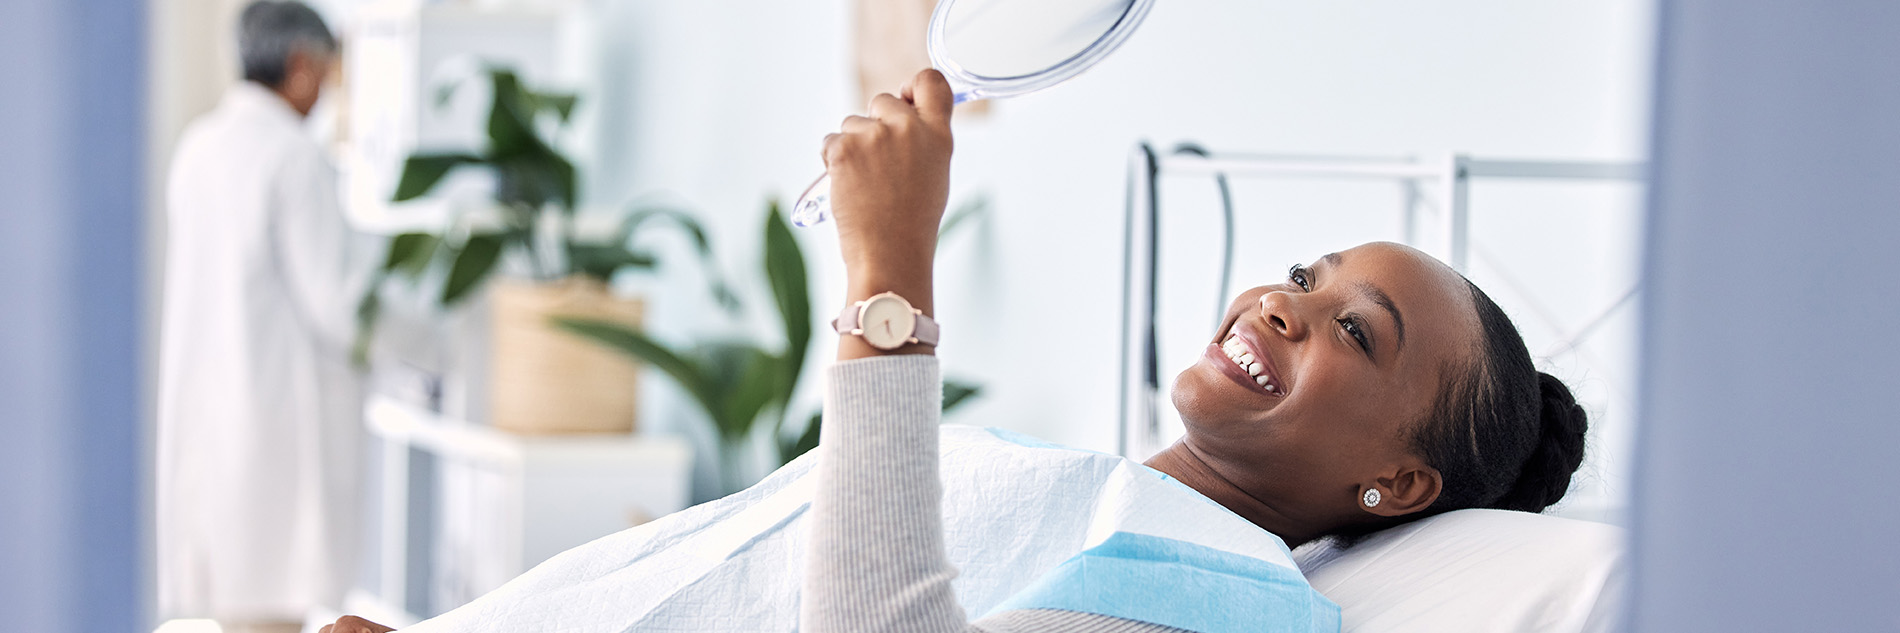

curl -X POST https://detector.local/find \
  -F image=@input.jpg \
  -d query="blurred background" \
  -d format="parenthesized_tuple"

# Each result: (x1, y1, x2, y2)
(10, 0, 1658, 630)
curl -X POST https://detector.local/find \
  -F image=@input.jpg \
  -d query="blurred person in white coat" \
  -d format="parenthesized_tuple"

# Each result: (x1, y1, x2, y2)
(157, 3, 370, 631)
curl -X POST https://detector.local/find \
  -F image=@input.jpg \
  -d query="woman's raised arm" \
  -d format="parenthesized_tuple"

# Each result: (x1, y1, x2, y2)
(801, 67, 963, 633)
(801, 70, 1179, 633)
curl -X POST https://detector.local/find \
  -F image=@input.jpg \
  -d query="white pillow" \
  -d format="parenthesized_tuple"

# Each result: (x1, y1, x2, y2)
(1290, 509, 1625, 633)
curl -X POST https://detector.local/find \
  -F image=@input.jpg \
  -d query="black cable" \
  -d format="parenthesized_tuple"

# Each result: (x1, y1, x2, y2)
(1143, 146, 1161, 400)
(1121, 142, 1232, 456)
(1169, 143, 1235, 334)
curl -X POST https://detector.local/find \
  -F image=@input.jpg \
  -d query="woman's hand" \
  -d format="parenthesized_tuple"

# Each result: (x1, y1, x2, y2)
(318, 615, 394, 633)
(822, 68, 955, 360)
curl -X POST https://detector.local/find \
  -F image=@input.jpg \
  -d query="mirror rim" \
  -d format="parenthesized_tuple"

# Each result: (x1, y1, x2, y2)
(927, 0, 1157, 101)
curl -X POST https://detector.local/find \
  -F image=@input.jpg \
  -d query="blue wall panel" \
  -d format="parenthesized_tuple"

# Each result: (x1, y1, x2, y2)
(0, 0, 147, 631)
(1632, 1, 1900, 630)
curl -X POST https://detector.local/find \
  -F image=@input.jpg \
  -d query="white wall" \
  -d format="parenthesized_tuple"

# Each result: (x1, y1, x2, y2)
(582, 0, 1653, 509)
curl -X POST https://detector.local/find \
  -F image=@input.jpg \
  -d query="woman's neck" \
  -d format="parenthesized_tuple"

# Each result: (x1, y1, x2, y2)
(1143, 439, 1322, 548)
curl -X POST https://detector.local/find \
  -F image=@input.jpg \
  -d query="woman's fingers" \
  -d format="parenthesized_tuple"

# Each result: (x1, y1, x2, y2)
(867, 92, 912, 123)
(877, 69, 954, 127)
(818, 66, 955, 279)
(824, 116, 880, 167)
(320, 616, 395, 633)
(839, 114, 878, 135)
(907, 69, 955, 128)
(820, 132, 841, 167)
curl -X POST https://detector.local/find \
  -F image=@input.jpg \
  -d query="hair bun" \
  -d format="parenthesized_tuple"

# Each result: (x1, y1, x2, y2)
(1492, 372, 1588, 512)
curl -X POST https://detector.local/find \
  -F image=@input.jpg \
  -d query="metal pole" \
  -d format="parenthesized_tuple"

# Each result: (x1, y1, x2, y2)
(379, 430, 410, 612)
(1159, 155, 1440, 180)
(1443, 155, 1471, 272)
(1119, 143, 1159, 459)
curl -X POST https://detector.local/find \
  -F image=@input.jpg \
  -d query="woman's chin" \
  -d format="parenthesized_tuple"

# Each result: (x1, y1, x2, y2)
(1172, 360, 1273, 427)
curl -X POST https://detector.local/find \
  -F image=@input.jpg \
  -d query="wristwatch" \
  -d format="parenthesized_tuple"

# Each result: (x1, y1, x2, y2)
(833, 292, 940, 350)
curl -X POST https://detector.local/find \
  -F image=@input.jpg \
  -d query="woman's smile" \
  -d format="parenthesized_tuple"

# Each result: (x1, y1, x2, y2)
(1204, 320, 1287, 397)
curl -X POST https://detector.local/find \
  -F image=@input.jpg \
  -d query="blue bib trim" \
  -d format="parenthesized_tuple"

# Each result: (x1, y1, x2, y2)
(986, 532, 1341, 633)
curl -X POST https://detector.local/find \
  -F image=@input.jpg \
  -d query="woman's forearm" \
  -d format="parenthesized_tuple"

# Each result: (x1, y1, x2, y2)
(802, 356, 963, 633)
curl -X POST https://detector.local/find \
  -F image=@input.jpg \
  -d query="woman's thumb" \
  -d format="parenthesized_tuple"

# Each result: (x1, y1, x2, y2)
(907, 69, 955, 125)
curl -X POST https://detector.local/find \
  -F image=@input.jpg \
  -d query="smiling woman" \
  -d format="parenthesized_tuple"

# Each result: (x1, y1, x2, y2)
(1157, 242, 1587, 548)
(810, 68, 1590, 631)
(322, 71, 1592, 633)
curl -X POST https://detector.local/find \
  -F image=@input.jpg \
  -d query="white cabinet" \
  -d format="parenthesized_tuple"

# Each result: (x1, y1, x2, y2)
(362, 396, 692, 621)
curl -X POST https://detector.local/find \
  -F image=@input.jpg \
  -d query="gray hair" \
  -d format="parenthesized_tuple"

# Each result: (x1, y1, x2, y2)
(237, 1, 336, 88)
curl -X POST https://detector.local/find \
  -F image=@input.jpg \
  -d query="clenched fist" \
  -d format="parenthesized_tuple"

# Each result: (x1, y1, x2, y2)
(821, 68, 956, 340)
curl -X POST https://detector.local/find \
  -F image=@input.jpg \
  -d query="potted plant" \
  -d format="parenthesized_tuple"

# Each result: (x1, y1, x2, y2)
(355, 67, 727, 435)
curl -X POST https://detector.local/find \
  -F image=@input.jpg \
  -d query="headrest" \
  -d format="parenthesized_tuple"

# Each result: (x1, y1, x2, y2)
(1290, 509, 1626, 633)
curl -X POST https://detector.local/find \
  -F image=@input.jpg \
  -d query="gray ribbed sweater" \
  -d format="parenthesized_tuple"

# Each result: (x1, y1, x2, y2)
(803, 355, 1184, 633)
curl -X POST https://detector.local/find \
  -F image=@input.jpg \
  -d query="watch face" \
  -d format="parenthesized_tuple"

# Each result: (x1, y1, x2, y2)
(859, 295, 916, 349)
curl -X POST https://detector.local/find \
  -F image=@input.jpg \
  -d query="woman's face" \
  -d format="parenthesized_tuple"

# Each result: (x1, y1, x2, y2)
(1171, 241, 1481, 528)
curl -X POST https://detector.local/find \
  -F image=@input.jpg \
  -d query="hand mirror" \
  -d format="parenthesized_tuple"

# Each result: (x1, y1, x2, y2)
(791, 0, 1158, 226)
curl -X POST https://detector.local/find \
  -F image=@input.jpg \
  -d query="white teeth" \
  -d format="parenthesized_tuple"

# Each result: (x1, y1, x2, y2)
(1222, 334, 1277, 392)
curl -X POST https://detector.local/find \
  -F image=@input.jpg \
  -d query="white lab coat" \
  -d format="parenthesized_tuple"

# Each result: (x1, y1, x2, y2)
(157, 82, 373, 620)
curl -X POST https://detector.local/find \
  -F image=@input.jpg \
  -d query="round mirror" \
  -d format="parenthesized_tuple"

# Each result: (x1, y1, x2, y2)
(934, 0, 1144, 97)
(792, 0, 1157, 226)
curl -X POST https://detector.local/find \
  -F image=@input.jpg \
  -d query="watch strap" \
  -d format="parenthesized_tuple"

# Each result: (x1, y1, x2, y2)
(911, 312, 939, 346)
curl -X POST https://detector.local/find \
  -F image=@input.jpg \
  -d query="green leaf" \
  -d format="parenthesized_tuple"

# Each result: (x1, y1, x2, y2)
(763, 201, 811, 397)
(550, 151, 577, 211)
(686, 342, 783, 442)
(616, 206, 739, 312)
(554, 318, 723, 416)
(486, 69, 544, 158)
(434, 81, 460, 109)
(568, 244, 657, 283)
(440, 233, 504, 304)
(781, 411, 822, 464)
(709, 281, 743, 314)
(943, 380, 982, 414)
(617, 207, 712, 253)
(720, 348, 785, 444)
(393, 153, 482, 202)
(381, 232, 440, 278)
(533, 91, 578, 122)
(938, 195, 988, 245)
(351, 281, 383, 368)
(491, 150, 577, 211)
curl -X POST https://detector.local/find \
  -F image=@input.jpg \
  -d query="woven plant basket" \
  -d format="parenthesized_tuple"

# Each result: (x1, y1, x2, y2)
(489, 277, 644, 434)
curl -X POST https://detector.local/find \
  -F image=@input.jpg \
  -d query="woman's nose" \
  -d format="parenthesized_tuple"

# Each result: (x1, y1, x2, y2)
(1258, 291, 1307, 341)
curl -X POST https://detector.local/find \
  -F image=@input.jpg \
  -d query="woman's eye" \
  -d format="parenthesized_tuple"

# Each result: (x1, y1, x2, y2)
(1287, 264, 1312, 292)
(1339, 317, 1371, 353)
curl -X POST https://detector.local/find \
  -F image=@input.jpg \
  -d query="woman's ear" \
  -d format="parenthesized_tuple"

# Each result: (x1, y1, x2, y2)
(1361, 462, 1442, 517)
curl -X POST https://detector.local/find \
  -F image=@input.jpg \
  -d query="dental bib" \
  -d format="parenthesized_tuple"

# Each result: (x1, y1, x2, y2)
(402, 425, 1339, 633)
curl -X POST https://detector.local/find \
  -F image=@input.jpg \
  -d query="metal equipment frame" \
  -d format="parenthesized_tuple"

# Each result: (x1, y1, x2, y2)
(1118, 146, 1645, 459)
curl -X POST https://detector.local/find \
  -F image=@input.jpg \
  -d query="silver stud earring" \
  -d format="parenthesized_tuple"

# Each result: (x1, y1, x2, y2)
(1362, 488, 1382, 508)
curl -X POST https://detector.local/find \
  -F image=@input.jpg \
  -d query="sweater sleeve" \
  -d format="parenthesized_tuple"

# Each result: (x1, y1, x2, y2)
(801, 355, 1183, 633)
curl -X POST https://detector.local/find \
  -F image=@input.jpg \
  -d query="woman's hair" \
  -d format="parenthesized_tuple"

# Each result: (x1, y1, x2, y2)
(1408, 280, 1589, 514)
